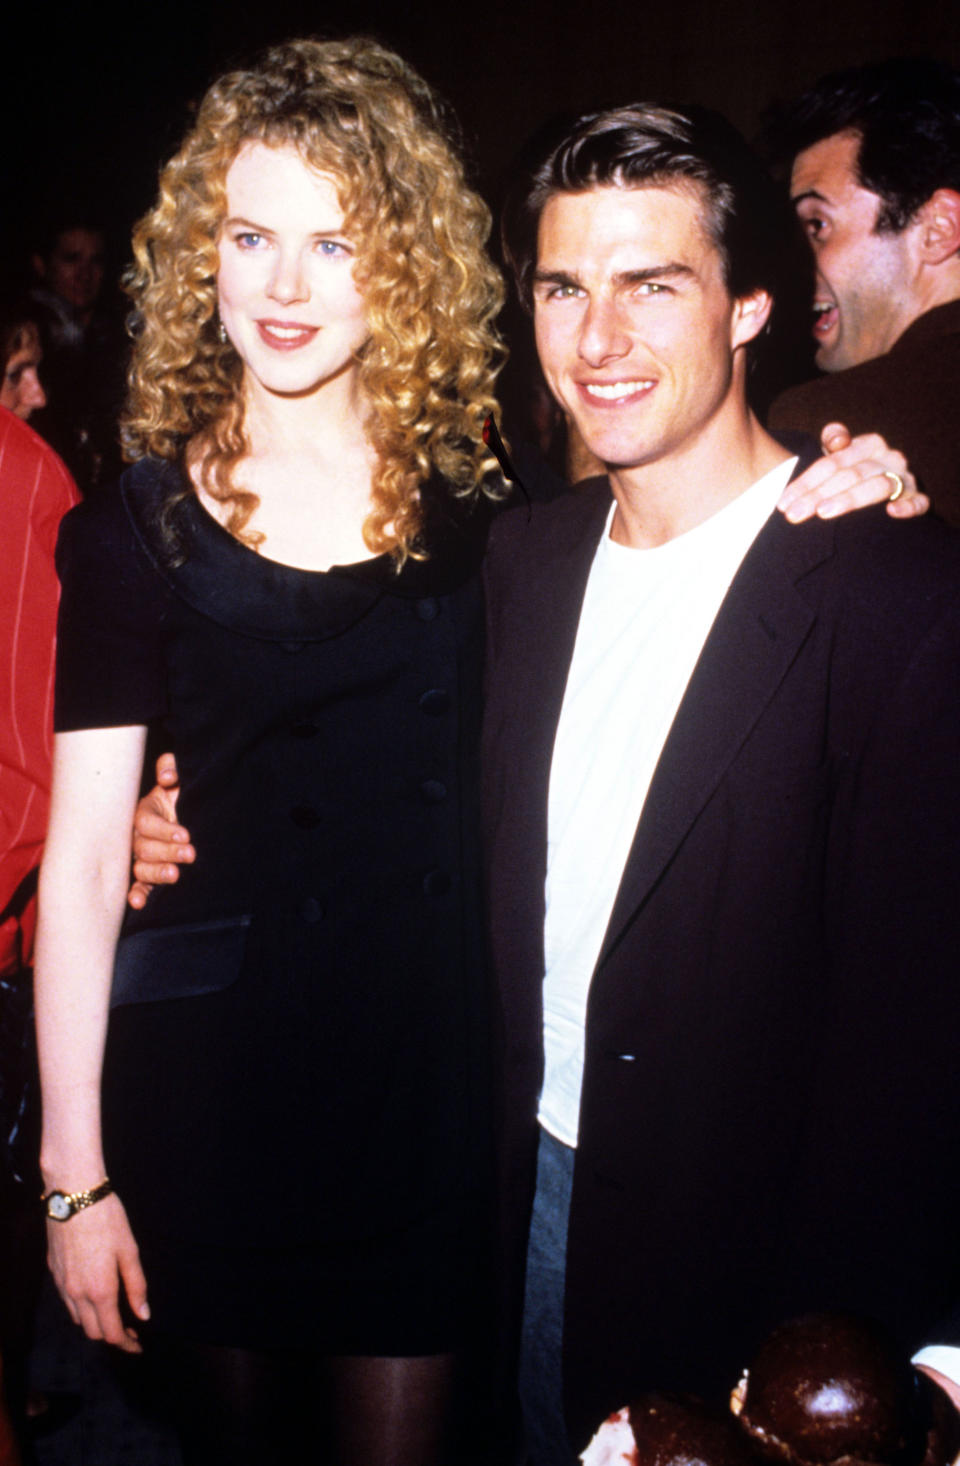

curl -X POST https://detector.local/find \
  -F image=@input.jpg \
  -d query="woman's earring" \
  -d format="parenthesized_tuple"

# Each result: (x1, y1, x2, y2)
(217, 316, 228, 345)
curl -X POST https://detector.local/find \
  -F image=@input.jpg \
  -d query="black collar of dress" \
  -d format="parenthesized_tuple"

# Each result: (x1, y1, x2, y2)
(120, 457, 492, 643)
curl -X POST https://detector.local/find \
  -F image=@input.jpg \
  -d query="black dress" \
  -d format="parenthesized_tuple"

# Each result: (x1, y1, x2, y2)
(54, 458, 494, 1354)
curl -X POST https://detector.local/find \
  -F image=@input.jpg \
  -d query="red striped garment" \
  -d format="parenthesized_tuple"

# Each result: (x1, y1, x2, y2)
(0, 407, 78, 973)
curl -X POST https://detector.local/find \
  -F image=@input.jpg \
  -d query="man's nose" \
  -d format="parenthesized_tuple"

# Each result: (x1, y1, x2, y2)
(578, 295, 630, 365)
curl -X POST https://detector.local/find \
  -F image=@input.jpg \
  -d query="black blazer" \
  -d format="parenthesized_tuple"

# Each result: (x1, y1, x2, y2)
(481, 460, 960, 1450)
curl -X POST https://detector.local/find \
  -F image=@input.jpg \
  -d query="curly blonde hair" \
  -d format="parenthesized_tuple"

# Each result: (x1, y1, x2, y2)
(122, 37, 505, 559)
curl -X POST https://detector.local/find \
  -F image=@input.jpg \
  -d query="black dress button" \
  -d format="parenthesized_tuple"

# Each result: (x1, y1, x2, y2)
(420, 779, 448, 804)
(290, 718, 321, 738)
(289, 804, 321, 829)
(299, 896, 324, 924)
(418, 689, 450, 716)
(415, 597, 439, 622)
(422, 869, 451, 897)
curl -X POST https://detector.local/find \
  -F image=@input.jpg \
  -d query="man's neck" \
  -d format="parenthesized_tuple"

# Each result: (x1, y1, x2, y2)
(905, 270, 960, 340)
(608, 408, 789, 550)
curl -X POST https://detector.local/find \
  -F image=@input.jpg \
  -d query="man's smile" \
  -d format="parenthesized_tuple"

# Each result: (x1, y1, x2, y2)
(580, 379, 656, 404)
(811, 297, 838, 341)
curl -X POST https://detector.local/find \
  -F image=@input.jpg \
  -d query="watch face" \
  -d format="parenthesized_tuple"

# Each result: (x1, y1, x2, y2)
(47, 1193, 72, 1221)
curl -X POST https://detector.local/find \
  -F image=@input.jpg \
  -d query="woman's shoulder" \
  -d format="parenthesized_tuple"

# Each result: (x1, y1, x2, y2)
(56, 458, 181, 583)
(58, 457, 176, 537)
(56, 478, 133, 572)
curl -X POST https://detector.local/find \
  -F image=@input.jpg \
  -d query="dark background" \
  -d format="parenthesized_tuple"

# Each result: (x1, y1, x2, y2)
(3, 0, 958, 388)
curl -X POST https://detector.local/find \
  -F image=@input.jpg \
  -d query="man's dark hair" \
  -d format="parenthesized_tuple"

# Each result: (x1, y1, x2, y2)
(502, 101, 791, 315)
(32, 212, 105, 265)
(767, 58, 960, 232)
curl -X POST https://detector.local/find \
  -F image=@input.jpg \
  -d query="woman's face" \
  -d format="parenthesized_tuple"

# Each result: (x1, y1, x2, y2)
(217, 142, 370, 406)
(1, 324, 47, 420)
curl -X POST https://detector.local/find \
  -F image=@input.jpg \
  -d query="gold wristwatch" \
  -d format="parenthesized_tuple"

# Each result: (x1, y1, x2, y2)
(42, 1178, 114, 1222)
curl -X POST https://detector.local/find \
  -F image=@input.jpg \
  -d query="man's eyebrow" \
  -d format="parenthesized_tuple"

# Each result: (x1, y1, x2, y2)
(791, 188, 829, 207)
(532, 267, 579, 290)
(532, 262, 695, 289)
(614, 263, 693, 286)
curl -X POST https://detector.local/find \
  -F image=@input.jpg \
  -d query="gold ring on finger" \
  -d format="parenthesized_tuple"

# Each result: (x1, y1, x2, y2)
(884, 470, 905, 503)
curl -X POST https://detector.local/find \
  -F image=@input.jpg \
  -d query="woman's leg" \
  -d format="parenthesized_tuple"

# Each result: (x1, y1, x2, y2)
(322, 1353, 456, 1466)
(150, 1337, 303, 1466)
(152, 1339, 458, 1466)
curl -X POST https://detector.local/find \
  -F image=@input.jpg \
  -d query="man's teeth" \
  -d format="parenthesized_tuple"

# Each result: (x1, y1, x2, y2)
(812, 302, 834, 318)
(585, 380, 653, 399)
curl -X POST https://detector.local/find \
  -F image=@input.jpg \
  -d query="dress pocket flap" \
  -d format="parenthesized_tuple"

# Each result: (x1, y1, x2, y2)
(111, 915, 252, 1008)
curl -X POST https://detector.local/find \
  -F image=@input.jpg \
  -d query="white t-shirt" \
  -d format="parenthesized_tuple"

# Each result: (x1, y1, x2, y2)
(540, 460, 796, 1146)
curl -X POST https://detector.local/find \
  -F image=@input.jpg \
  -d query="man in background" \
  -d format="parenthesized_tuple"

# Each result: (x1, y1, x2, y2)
(29, 215, 125, 493)
(768, 59, 960, 522)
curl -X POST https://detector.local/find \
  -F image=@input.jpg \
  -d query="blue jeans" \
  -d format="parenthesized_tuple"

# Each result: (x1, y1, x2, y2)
(519, 1127, 579, 1466)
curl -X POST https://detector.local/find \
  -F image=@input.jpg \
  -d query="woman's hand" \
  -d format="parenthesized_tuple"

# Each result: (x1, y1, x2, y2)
(46, 1193, 149, 1354)
(778, 423, 930, 523)
(128, 753, 193, 909)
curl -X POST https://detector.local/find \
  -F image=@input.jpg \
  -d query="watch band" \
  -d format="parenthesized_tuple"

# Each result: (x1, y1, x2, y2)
(42, 1177, 114, 1222)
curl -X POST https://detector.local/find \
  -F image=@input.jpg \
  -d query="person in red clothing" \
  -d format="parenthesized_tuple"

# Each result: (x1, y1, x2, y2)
(0, 404, 78, 1449)
(0, 406, 78, 984)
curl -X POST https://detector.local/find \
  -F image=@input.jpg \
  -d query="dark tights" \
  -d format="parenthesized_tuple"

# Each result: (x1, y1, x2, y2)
(151, 1339, 456, 1466)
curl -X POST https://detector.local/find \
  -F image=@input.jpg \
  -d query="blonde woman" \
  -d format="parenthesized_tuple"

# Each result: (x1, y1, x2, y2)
(35, 38, 503, 1465)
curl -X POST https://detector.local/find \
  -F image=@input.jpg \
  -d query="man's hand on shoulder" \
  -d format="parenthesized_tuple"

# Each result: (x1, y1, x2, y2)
(778, 423, 930, 523)
(127, 754, 194, 910)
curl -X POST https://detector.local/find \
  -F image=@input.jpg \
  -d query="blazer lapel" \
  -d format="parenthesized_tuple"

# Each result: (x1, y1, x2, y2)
(485, 482, 612, 992)
(600, 508, 834, 964)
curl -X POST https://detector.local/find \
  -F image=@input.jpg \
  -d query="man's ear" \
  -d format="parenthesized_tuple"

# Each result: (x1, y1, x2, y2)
(731, 287, 773, 350)
(916, 189, 960, 265)
(31, 253, 46, 280)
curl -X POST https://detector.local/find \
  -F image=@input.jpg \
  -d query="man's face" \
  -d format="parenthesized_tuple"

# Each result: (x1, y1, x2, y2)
(532, 183, 765, 480)
(790, 131, 918, 371)
(43, 228, 105, 313)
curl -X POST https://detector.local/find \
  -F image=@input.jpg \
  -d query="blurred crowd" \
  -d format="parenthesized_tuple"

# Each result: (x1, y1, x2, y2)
(1, 214, 127, 496)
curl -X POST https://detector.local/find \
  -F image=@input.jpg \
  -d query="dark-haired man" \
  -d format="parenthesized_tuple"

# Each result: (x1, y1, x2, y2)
(483, 101, 960, 1461)
(768, 59, 960, 523)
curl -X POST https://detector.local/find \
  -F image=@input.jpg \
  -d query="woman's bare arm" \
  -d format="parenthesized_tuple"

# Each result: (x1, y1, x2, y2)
(35, 725, 151, 1353)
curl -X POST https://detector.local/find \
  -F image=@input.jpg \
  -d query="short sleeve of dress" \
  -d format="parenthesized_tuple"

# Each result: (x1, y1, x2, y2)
(54, 488, 169, 731)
